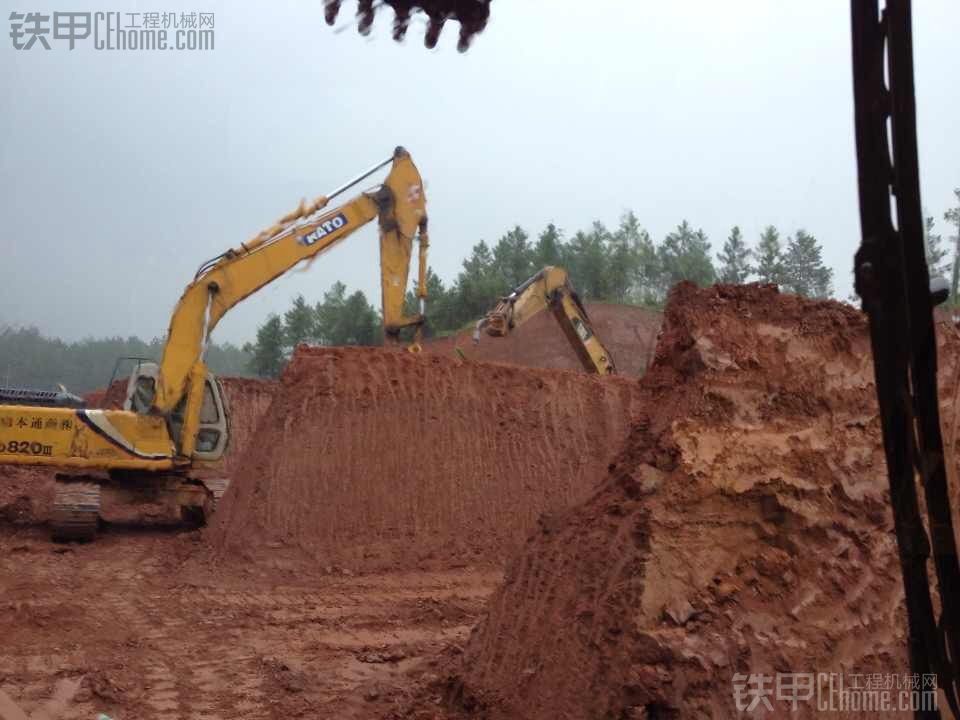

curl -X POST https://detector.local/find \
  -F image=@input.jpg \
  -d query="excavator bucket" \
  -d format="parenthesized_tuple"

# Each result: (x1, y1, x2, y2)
(323, 0, 491, 51)
(482, 299, 514, 336)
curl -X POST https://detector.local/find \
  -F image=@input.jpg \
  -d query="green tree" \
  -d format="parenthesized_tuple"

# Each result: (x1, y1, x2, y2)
(0, 325, 251, 392)
(755, 225, 785, 286)
(283, 294, 317, 347)
(782, 230, 833, 298)
(313, 283, 382, 346)
(533, 223, 564, 268)
(717, 226, 752, 283)
(314, 282, 347, 344)
(656, 221, 715, 297)
(243, 314, 285, 378)
(924, 215, 950, 280)
(563, 222, 612, 300)
(945, 189, 960, 303)
(404, 267, 455, 338)
(451, 240, 503, 323)
(492, 225, 536, 288)
(338, 291, 381, 345)
(606, 212, 646, 303)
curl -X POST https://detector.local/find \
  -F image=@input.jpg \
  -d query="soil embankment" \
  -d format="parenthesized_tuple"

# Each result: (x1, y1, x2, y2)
(210, 347, 647, 571)
(447, 283, 960, 719)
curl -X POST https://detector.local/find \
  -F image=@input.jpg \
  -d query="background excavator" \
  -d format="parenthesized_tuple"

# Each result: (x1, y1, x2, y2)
(322, 2, 959, 716)
(0, 146, 430, 541)
(473, 266, 617, 375)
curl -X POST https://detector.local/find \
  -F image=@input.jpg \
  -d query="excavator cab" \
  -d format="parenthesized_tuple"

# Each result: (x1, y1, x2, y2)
(121, 360, 229, 461)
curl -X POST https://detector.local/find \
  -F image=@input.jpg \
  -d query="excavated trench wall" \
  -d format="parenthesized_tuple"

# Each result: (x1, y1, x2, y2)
(209, 347, 648, 571)
(451, 283, 960, 719)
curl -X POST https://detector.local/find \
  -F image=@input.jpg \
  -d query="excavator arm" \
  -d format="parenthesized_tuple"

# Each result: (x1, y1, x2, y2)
(153, 146, 428, 416)
(475, 266, 616, 375)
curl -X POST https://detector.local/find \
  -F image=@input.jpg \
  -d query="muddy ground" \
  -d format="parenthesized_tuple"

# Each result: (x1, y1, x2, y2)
(2, 290, 959, 719)
(0, 523, 495, 719)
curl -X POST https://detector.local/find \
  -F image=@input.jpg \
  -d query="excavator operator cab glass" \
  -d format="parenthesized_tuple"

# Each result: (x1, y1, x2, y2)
(131, 376, 156, 414)
(193, 377, 229, 462)
(124, 360, 161, 414)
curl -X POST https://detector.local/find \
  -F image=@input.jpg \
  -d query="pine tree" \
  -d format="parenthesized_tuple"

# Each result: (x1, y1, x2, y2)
(924, 215, 949, 280)
(716, 226, 752, 283)
(533, 223, 563, 268)
(946, 189, 960, 303)
(404, 267, 453, 337)
(755, 225, 785, 286)
(656, 221, 715, 297)
(606, 212, 646, 303)
(452, 241, 502, 323)
(315, 282, 347, 345)
(283, 294, 317, 348)
(782, 230, 833, 298)
(632, 224, 659, 306)
(492, 226, 535, 288)
(563, 222, 612, 300)
(339, 291, 381, 345)
(244, 314, 285, 378)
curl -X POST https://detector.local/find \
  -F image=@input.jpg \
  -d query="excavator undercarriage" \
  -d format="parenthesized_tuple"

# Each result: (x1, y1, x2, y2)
(48, 473, 227, 542)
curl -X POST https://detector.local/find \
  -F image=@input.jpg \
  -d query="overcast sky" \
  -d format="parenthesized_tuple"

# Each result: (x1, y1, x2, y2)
(2, 1, 958, 346)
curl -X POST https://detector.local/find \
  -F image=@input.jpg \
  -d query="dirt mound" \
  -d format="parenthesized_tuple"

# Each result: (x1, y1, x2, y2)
(219, 377, 278, 478)
(424, 303, 661, 377)
(449, 283, 960, 719)
(209, 346, 647, 571)
(83, 379, 128, 409)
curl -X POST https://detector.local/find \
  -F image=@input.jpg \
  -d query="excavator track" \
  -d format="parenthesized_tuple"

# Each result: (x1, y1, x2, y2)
(51, 477, 101, 542)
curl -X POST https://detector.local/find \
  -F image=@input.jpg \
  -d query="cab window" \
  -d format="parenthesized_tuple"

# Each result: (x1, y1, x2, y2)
(199, 381, 219, 424)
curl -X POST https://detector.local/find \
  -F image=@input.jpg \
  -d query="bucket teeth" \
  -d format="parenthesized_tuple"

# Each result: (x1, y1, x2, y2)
(201, 478, 231, 516)
(51, 479, 101, 542)
(322, 1, 490, 51)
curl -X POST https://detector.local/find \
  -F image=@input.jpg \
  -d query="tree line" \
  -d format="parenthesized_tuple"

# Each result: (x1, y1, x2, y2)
(245, 213, 841, 377)
(0, 326, 252, 394)
(5, 190, 956, 384)
(247, 188, 960, 378)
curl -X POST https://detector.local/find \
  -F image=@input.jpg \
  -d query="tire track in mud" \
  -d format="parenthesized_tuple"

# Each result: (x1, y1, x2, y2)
(211, 348, 647, 571)
(0, 526, 499, 720)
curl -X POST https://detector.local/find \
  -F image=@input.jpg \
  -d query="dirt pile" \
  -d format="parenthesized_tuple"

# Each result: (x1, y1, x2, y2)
(448, 283, 960, 719)
(82, 379, 126, 409)
(209, 346, 647, 571)
(218, 377, 278, 478)
(424, 303, 662, 377)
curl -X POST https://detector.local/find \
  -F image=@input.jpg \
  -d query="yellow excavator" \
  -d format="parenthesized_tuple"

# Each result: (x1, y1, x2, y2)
(0, 146, 429, 541)
(473, 266, 617, 375)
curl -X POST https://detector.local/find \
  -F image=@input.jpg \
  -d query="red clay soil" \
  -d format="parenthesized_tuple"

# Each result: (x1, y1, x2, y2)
(439, 283, 960, 720)
(83, 378, 128, 409)
(424, 303, 662, 377)
(219, 377, 279, 478)
(209, 346, 647, 572)
(0, 523, 502, 720)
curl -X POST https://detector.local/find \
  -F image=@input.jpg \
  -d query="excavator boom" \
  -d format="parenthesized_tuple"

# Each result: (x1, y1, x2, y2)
(477, 266, 616, 375)
(155, 145, 428, 415)
(0, 146, 431, 541)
